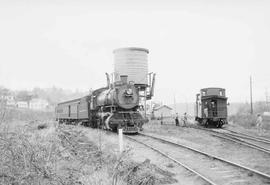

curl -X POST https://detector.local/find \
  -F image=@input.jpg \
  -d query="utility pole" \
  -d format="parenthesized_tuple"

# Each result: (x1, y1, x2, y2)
(185, 97, 188, 113)
(174, 94, 176, 114)
(265, 88, 268, 104)
(144, 89, 147, 119)
(250, 76, 253, 114)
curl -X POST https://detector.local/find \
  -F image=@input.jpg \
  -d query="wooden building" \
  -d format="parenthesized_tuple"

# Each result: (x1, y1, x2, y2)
(153, 105, 173, 118)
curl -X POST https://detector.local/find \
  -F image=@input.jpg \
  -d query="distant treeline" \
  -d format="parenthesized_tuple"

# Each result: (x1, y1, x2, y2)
(2, 108, 54, 122)
(0, 86, 88, 105)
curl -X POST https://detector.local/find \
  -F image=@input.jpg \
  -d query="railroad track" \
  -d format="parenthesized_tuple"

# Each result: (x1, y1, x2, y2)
(223, 128, 270, 144)
(126, 133, 270, 185)
(194, 127, 270, 154)
(125, 135, 217, 185)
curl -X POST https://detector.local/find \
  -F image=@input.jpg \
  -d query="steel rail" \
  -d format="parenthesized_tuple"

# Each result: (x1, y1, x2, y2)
(125, 135, 218, 185)
(194, 127, 270, 154)
(210, 133, 270, 154)
(224, 128, 270, 144)
(221, 132, 270, 149)
(139, 133, 270, 180)
(225, 132, 270, 144)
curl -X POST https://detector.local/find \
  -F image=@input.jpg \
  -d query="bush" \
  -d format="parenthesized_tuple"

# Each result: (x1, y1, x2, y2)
(0, 123, 178, 185)
(0, 124, 112, 185)
(37, 123, 48, 130)
(229, 114, 257, 128)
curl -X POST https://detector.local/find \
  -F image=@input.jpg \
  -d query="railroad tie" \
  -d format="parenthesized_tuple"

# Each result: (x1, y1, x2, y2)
(224, 179, 248, 185)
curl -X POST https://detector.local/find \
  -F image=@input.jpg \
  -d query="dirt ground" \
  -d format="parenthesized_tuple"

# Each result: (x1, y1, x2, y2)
(226, 123, 270, 139)
(142, 119, 270, 181)
(81, 126, 205, 185)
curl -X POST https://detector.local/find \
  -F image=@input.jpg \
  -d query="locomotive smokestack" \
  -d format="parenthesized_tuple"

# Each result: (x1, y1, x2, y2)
(120, 75, 128, 84)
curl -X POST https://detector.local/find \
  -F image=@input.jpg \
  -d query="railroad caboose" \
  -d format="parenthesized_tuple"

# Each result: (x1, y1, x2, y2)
(195, 87, 228, 128)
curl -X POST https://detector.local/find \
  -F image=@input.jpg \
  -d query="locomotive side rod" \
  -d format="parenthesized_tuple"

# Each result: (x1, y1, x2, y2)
(125, 135, 218, 185)
(139, 133, 270, 180)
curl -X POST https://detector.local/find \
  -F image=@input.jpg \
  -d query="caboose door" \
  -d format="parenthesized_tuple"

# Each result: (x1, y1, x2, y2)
(210, 100, 217, 117)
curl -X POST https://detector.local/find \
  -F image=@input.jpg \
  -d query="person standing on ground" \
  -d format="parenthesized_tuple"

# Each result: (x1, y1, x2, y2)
(183, 112, 188, 127)
(256, 114, 263, 134)
(160, 114, 163, 125)
(175, 113, 179, 126)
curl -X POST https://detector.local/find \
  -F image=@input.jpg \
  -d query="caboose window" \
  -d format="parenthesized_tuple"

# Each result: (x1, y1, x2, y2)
(219, 90, 223, 96)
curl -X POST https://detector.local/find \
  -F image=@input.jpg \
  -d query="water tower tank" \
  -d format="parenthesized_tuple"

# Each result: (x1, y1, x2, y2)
(113, 47, 149, 86)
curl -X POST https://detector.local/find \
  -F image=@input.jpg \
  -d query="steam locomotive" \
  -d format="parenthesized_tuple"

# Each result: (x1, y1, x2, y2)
(55, 75, 153, 134)
(195, 87, 228, 128)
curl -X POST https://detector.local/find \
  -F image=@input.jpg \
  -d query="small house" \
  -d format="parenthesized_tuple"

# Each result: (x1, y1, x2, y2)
(153, 105, 173, 119)
(29, 98, 49, 110)
(17, 101, 29, 109)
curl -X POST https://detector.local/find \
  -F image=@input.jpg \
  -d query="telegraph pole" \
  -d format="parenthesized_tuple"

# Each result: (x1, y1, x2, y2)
(250, 76, 253, 114)
(265, 88, 268, 105)
(174, 94, 176, 114)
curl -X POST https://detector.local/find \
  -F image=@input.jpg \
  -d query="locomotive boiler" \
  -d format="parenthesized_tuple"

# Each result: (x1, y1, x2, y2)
(96, 76, 139, 110)
(92, 75, 144, 133)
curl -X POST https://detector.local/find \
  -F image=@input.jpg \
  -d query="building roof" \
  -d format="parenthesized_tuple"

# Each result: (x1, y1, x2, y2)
(113, 47, 149, 54)
(153, 105, 173, 111)
(201, 87, 225, 91)
(30, 98, 49, 103)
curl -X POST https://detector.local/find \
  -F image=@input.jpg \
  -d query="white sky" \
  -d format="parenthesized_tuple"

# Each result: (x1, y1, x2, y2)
(0, 0, 270, 104)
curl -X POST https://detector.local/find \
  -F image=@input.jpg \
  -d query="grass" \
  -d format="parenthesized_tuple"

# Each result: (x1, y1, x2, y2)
(0, 105, 179, 185)
(0, 118, 178, 185)
(144, 117, 195, 134)
(0, 120, 122, 185)
(228, 113, 270, 130)
(2, 108, 54, 122)
(228, 114, 257, 128)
